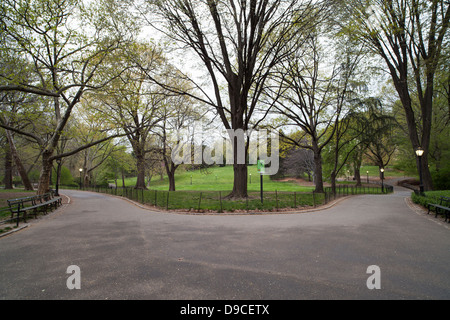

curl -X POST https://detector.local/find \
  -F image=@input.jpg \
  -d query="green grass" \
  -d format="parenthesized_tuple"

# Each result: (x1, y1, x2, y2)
(117, 165, 315, 192)
(99, 165, 395, 212)
(115, 165, 408, 192)
(97, 187, 325, 212)
(360, 165, 410, 178)
(411, 190, 450, 208)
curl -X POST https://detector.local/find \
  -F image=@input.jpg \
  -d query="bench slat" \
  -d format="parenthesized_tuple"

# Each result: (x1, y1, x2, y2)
(427, 196, 450, 223)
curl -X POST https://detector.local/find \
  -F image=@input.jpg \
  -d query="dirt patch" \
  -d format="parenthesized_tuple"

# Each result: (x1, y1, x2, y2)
(275, 177, 331, 187)
(0, 191, 35, 208)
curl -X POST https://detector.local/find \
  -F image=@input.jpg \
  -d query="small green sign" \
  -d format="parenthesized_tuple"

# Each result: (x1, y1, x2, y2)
(257, 160, 265, 174)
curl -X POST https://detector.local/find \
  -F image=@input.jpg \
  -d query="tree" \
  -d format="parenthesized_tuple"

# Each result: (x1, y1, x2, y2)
(144, 0, 328, 198)
(90, 43, 165, 190)
(342, 0, 450, 191)
(0, 0, 133, 194)
(100, 145, 135, 188)
(270, 31, 360, 193)
(1, 130, 13, 189)
(152, 90, 202, 192)
(280, 146, 315, 181)
(0, 91, 37, 190)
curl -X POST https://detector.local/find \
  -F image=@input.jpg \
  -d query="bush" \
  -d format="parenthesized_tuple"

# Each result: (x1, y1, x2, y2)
(52, 166, 76, 186)
(411, 190, 450, 207)
(431, 167, 450, 190)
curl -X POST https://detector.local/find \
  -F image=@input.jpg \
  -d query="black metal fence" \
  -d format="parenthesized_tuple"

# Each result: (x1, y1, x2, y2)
(80, 183, 393, 213)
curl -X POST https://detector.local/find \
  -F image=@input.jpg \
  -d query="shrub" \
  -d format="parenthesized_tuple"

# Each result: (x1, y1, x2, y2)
(411, 190, 450, 207)
(431, 167, 450, 190)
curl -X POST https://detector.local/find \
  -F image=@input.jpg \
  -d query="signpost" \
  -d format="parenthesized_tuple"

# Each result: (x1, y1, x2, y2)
(258, 160, 265, 204)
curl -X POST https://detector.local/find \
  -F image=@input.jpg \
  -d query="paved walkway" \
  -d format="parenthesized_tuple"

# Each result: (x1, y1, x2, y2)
(0, 185, 449, 300)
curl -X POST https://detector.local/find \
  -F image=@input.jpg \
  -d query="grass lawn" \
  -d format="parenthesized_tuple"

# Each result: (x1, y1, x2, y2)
(360, 165, 411, 178)
(118, 165, 315, 192)
(99, 165, 399, 212)
(116, 165, 409, 192)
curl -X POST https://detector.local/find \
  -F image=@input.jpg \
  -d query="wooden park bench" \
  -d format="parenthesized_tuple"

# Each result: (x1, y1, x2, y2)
(7, 191, 62, 227)
(427, 196, 450, 223)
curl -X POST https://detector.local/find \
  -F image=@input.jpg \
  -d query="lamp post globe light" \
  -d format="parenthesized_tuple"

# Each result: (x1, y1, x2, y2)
(55, 158, 62, 196)
(79, 168, 83, 190)
(415, 147, 425, 195)
(380, 168, 385, 193)
(366, 171, 369, 184)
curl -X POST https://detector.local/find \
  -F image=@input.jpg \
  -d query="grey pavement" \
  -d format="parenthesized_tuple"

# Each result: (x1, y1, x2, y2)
(0, 184, 449, 300)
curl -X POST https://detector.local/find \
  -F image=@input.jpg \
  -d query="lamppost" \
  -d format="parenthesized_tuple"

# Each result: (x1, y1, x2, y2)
(249, 173, 252, 184)
(190, 175, 193, 185)
(55, 158, 62, 196)
(415, 147, 425, 195)
(366, 171, 369, 184)
(79, 168, 83, 190)
(380, 168, 385, 193)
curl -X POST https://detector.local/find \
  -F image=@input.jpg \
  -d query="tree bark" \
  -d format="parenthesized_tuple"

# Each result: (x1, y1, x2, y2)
(3, 143, 13, 189)
(6, 130, 33, 191)
(354, 156, 362, 187)
(37, 151, 53, 195)
(135, 154, 147, 190)
(231, 163, 248, 199)
(312, 142, 324, 194)
(330, 171, 337, 195)
(168, 170, 176, 192)
(354, 165, 361, 187)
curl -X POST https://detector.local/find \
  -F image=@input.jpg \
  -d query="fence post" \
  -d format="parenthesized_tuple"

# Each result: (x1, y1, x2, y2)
(198, 192, 203, 211)
(219, 191, 223, 213)
(294, 192, 297, 208)
(166, 192, 169, 210)
(276, 190, 278, 211)
(313, 191, 316, 208)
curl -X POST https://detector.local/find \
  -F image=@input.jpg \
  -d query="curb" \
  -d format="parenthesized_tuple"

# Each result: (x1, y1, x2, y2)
(0, 224, 29, 239)
(109, 193, 353, 216)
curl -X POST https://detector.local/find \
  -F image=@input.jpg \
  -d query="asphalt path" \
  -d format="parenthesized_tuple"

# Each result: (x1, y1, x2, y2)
(0, 185, 449, 300)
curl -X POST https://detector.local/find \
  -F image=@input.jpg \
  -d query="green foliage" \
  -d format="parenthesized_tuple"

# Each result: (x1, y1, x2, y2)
(411, 190, 450, 207)
(431, 167, 450, 191)
(52, 166, 76, 187)
(113, 165, 314, 192)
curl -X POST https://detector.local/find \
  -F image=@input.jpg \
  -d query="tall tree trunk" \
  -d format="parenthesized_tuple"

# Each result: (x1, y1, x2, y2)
(354, 165, 361, 187)
(228, 107, 248, 199)
(354, 156, 362, 187)
(6, 130, 33, 191)
(231, 163, 248, 198)
(168, 170, 176, 192)
(4, 143, 13, 189)
(312, 142, 324, 193)
(37, 150, 53, 195)
(401, 93, 433, 191)
(135, 154, 147, 190)
(330, 171, 337, 195)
